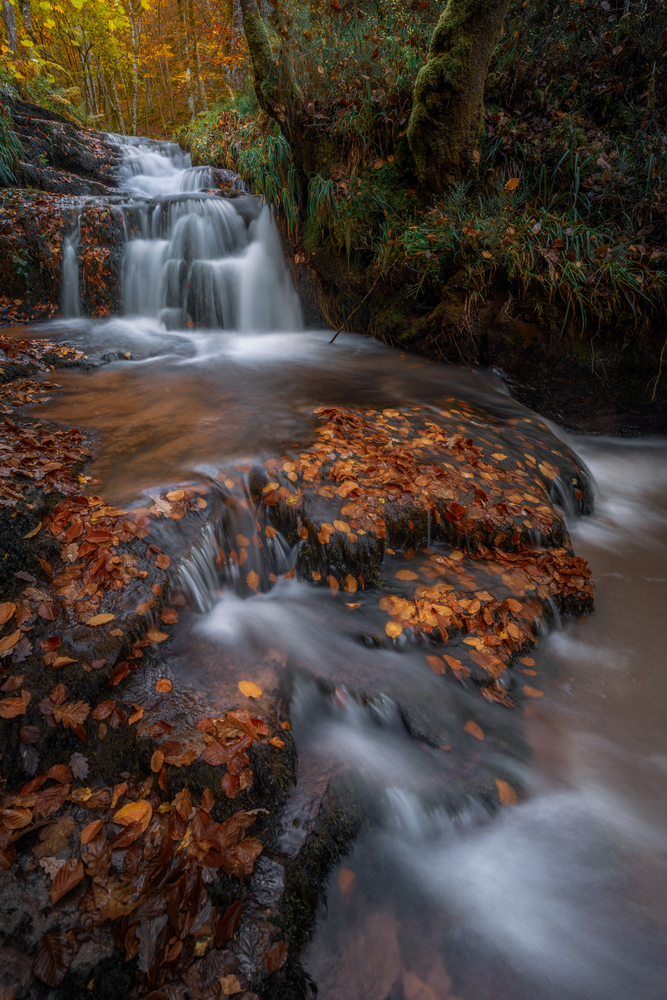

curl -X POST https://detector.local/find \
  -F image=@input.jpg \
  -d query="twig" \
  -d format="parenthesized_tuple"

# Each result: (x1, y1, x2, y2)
(329, 278, 380, 344)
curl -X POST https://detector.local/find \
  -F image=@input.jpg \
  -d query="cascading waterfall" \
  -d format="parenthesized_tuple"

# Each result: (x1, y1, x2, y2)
(110, 134, 301, 331)
(61, 206, 82, 318)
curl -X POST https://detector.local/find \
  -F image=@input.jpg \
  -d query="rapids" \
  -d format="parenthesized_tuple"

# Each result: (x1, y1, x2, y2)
(25, 138, 667, 998)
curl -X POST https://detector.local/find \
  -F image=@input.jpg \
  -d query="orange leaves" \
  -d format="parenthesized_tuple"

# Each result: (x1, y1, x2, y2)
(495, 779, 518, 806)
(80, 819, 103, 845)
(426, 654, 445, 674)
(385, 621, 403, 638)
(505, 176, 521, 191)
(113, 799, 152, 839)
(85, 613, 115, 626)
(0, 602, 16, 625)
(464, 720, 484, 740)
(150, 750, 165, 772)
(267, 737, 285, 749)
(238, 681, 262, 699)
(246, 570, 260, 591)
(523, 685, 544, 698)
(53, 701, 90, 729)
(146, 628, 169, 644)
(395, 569, 418, 581)
(0, 630, 22, 656)
(0, 696, 27, 718)
(155, 678, 172, 693)
(154, 553, 170, 570)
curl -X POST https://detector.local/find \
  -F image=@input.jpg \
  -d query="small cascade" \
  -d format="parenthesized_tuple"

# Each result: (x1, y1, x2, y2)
(61, 207, 82, 318)
(177, 477, 292, 613)
(105, 133, 301, 332)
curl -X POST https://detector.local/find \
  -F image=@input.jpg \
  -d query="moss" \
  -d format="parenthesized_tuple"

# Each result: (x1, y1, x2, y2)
(57, 952, 138, 1000)
(407, 0, 510, 190)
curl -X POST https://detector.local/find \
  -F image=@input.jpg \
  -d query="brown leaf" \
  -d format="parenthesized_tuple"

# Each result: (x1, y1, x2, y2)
(0, 602, 16, 625)
(92, 699, 115, 720)
(80, 819, 104, 845)
(47, 764, 73, 784)
(160, 608, 178, 624)
(50, 859, 84, 905)
(523, 685, 544, 698)
(0, 805, 32, 829)
(154, 553, 171, 570)
(155, 678, 172, 692)
(265, 940, 288, 974)
(146, 629, 169, 644)
(426, 655, 445, 675)
(505, 176, 520, 191)
(267, 737, 285, 749)
(33, 932, 76, 987)
(37, 602, 59, 621)
(0, 696, 27, 718)
(150, 750, 164, 773)
(221, 773, 240, 798)
(32, 816, 76, 858)
(53, 701, 90, 729)
(23, 521, 42, 539)
(220, 975, 242, 996)
(225, 836, 263, 877)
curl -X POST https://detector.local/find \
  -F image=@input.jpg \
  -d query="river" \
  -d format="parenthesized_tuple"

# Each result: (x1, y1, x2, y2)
(16, 138, 667, 998)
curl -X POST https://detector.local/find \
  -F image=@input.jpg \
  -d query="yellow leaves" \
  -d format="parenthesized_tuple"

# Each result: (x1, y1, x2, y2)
(495, 779, 517, 806)
(85, 613, 115, 626)
(464, 720, 484, 740)
(113, 799, 152, 831)
(220, 975, 243, 995)
(523, 685, 544, 698)
(238, 681, 262, 699)
(166, 489, 185, 501)
(0, 602, 16, 625)
(385, 621, 403, 638)
(395, 570, 418, 581)
(0, 630, 21, 656)
(491, 452, 507, 461)
(23, 521, 42, 538)
(538, 461, 559, 480)
(505, 177, 520, 191)
(155, 678, 172, 693)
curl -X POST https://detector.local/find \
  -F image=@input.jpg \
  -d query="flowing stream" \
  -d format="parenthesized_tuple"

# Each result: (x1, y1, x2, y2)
(25, 138, 667, 997)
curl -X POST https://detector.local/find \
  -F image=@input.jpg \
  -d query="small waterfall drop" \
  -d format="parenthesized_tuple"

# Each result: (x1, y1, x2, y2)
(61, 207, 82, 318)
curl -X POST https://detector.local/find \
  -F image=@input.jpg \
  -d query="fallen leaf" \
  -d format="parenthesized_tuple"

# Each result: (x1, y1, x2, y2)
(505, 176, 520, 191)
(221, 773, 240, 798)
(426, 655, 445, 674)
(155, 553, 171, 570)
(220, 974, 242, 995)
(150, 750, 164, 772)
(495, 778, 518, 806)
(385, 621, 403, 638)
(113, 799, 152, 833)
(50, 859, 84, 905)
(80, 819, 103, 845)
(85, 613, 115, 626)
(267, 737, 285, 749)
(265, 940, 288, 974)
(33, 932, 75, 987)
(53, 702, 90, 729)
(46, 764, 73, 784)
(160, 608, 178, 624)
(23, 522, 42, 539)
(523, 685, 544, 698)
(155, 678, 172, 693)
(238, 681, 262, 699)
(246, 570, 260, 591)
(1, 805, 32, 829)
(0, 630, 21, 656)
(0, 602, 16, 625)
(146, 629, 169, 643)
(464, 720, 484, 740)
(0, 696, 27, 718)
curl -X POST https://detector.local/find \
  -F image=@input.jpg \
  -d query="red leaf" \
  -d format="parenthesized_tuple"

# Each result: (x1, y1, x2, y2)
(33, 932, 76, 987)
(220, 773, 240, 799)
(34, 783, 70, 818)
(37, 601, 58, 621)
(215, 899, 243, 948)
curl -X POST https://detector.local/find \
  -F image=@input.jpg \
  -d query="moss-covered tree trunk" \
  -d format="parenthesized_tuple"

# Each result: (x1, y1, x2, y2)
(408, 0, 510, 192)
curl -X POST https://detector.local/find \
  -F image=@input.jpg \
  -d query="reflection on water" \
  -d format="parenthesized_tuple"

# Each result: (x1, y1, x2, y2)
(17, 134, 667, 998)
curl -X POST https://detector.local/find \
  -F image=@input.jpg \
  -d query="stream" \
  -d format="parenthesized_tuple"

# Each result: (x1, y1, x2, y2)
(17, 138, 667, 998)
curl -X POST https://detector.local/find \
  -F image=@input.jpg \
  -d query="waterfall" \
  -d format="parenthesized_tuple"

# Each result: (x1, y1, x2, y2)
(107, 134, 302, 332)
(61, 207, 82, 318)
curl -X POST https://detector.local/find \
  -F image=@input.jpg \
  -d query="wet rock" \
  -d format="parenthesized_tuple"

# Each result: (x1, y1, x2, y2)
(79, 204, 125, 317)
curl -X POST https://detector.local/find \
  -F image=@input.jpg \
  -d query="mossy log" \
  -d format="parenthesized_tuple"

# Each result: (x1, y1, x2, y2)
(408, 0, 510, 191)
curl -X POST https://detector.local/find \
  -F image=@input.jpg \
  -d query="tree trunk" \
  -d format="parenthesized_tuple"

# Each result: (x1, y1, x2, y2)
(18, 0, 35, 42)
(176, 0, 195, 119)
(187, 0, 207, 111)
(1, 0, 17, 51)
(239, 0, 313, 170)
(407, 0, 510, 192)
